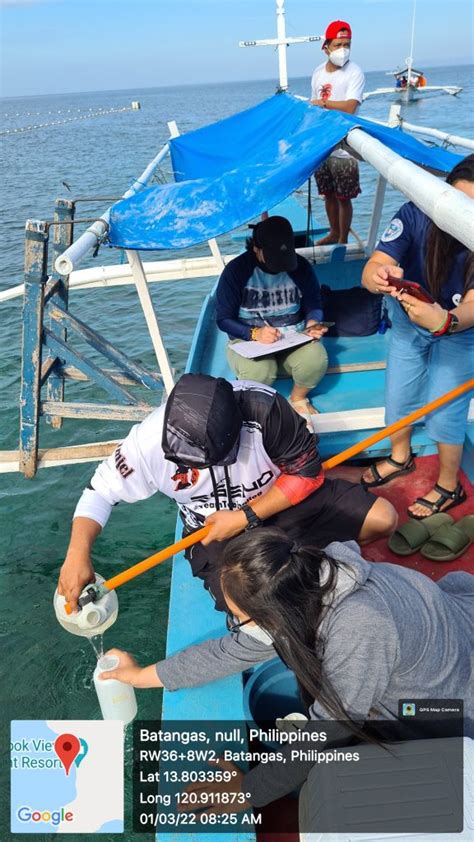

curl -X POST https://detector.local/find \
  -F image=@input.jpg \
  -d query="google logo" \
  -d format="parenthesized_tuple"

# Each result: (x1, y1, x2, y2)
(17, 806, 74, 826)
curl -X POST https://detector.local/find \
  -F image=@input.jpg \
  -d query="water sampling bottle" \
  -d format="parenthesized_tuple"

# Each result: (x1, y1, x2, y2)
(53, 573, 119, 637)
(93, 654, 137, 724)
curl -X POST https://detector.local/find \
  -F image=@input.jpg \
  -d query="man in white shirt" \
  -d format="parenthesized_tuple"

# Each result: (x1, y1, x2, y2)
(310, 20, 365, 245)
(57, 374, 396, 613)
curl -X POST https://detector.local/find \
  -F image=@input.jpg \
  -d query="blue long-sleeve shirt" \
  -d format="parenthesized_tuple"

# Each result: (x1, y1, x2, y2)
(216, 250, 323, 340)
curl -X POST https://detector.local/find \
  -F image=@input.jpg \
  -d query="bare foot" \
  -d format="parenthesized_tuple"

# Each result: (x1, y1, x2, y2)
(289, 399, 319, 417)
(361, 456, 410, 485)
(316, 233, 339, 246)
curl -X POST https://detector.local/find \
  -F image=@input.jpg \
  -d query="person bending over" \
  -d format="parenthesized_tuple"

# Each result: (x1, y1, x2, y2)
(101, 528, 473, 809)
(58, 374, 396, 613)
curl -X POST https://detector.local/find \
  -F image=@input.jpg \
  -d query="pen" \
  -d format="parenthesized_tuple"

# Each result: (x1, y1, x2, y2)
(258, 312, 272, 327)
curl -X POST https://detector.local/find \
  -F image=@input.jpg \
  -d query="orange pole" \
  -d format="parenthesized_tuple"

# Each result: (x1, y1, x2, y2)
(65, 378, 473, 612)
(103, 526, 210, 592)
(322, 378, 474, 471)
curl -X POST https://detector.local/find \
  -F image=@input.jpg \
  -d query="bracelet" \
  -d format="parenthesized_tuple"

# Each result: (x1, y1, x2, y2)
(430, 311, 449, 335)
(250, 327, 259, 341)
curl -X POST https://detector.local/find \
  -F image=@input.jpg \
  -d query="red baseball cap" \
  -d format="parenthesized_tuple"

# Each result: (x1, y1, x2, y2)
(324, 20, 352, 42)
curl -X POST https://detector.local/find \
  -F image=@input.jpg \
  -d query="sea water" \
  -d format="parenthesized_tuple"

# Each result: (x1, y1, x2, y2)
(1, 69, 472, 839)
(89, 634, 104, 660)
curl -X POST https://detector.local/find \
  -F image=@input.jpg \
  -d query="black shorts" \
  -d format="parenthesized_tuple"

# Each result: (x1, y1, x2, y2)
(184, 479, 376, 611)
(315, 156, 361, 200)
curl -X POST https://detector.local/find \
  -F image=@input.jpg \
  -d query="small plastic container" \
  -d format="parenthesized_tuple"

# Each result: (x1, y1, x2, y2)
(93, 654, 138, 724)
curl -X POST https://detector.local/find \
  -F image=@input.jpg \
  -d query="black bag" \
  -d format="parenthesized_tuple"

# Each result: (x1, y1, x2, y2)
(321, 285, 383, 337)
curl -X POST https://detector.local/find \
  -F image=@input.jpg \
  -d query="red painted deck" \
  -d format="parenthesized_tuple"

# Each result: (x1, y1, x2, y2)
(330, 454, 474, 576)
(257, 455, 473, 841)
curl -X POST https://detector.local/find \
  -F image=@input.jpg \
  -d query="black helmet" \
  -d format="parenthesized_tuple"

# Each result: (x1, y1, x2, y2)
(162, 374, 243, 468)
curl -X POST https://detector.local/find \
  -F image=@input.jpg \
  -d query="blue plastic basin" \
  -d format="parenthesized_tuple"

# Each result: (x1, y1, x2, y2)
(243, 658, 306, 748)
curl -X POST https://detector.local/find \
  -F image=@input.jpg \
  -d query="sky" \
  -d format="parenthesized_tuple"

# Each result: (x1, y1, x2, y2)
(0, 0, 473, 98)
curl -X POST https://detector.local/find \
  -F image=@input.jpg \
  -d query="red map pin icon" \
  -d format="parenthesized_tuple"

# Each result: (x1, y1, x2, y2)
(54, 733, 81, 775)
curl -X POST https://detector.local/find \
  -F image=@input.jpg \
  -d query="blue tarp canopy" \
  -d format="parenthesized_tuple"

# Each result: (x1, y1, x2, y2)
(108, 93, 462, 250)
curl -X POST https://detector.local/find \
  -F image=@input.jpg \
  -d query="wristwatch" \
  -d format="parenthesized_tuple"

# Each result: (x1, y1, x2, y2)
(446, 313, 460, 335)
(241, 502, 263, 530)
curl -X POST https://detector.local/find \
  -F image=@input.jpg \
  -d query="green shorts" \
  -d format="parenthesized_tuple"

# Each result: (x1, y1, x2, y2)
(227, 338, 328, 390)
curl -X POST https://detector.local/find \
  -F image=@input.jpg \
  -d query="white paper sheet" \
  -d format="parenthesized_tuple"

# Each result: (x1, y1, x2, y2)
(231, 331, 313, 359)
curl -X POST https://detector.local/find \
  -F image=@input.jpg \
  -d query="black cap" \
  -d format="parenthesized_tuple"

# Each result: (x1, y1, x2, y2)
(252, 215, 298, 273)
(162, 374, 243, 468)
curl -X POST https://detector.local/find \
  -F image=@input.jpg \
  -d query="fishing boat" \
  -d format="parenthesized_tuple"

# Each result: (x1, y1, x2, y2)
(363, 66, 462, 105)
(1, 3, 473, 840)
(363, 0, 463, 103)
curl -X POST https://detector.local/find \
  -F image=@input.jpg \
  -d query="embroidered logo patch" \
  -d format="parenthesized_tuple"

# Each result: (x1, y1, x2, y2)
(381, 218, 403, 242)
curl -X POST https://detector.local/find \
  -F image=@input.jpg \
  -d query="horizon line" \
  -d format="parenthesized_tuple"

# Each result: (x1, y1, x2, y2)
(1, 61, 472, 101)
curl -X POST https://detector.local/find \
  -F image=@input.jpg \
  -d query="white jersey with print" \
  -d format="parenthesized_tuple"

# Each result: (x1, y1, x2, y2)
(74, 385, 282, 531)
(311, 60, 365, 159)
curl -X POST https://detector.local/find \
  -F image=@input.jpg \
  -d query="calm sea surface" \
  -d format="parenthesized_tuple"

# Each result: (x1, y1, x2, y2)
(1, 67, 473, 839)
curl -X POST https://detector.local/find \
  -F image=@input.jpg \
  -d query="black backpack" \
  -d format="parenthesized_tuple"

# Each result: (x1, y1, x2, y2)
(321, 285, 385, 337)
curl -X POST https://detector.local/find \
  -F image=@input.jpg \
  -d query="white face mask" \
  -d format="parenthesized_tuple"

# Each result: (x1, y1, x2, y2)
(240, 623, 274, 646)
(328, 47, 350, 67)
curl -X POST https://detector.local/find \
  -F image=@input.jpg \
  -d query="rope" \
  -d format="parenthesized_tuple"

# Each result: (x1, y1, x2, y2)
(1, 106, 134, 137)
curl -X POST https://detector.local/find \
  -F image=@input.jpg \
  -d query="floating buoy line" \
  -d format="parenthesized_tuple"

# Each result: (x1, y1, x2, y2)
(1, 104, 139, 136)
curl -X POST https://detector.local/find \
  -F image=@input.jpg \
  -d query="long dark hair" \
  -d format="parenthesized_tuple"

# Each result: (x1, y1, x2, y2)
(425, 154, 474, 301)
(221, 527, 372, 741)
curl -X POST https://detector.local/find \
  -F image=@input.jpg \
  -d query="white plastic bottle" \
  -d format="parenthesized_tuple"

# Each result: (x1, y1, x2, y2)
(93, 655, 138, 724)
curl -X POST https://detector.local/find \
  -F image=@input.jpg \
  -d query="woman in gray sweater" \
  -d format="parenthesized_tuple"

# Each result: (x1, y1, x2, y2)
(102, 529, 473, 807)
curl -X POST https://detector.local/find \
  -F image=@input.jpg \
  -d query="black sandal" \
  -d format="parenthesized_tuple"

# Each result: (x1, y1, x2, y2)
(408, 480, 467, 520)
(361, 452, 415, 489)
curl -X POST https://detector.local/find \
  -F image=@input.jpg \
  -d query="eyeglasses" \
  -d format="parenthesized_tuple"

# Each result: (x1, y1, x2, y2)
(226, 613, 253, 634)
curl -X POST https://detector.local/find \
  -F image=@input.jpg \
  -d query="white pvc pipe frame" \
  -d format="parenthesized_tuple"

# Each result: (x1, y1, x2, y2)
(347, 128, 474, 251)
(399, 121, 474, 152)
(54, 142, 170, 276)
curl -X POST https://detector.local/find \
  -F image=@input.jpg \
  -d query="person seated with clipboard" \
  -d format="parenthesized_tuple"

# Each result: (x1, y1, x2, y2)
(215, 216, 329, 427)
(361, 155, 474, 519)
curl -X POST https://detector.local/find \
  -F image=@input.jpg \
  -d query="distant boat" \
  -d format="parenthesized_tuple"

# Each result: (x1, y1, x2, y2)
(364, 66, 462, 104)
(363, 0, 462, 103)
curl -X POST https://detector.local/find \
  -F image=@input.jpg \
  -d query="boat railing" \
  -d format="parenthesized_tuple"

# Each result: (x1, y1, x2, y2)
(387, 105, 474, 151)
(0, 242, 368, 304)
